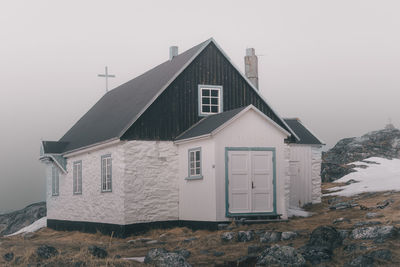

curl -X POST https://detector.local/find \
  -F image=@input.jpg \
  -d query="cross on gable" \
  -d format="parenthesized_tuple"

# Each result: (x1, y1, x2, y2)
(98, 66, 116, 92)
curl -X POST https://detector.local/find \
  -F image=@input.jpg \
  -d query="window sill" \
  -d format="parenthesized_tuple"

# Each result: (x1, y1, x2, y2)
(73, 192, 82, 195)
(101, 190, 112, 193)
(185, 175, 203, 180)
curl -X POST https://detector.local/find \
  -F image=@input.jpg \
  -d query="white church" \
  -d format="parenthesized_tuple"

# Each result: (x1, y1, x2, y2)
(40, 38, 324, 236)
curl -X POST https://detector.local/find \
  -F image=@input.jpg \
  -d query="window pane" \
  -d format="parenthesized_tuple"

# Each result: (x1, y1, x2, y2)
(202, 89, 210, 96)
(211, 89, 219, 97)
(196, 168, 201, 175)
(190, 162, 194, 169)
(190, 151, 194, 162)
(202, 106, 210, 112)
(196, 161, 200, 168)
(190, 169, 195, 175)
(211, 106, 218, 113)
(202, 97, 210, 104)
(196, 150, 200, 160)
(211, 97, 218, 105)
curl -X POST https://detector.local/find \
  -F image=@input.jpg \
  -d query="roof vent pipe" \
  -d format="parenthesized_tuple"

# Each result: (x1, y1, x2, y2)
(169, 46, 178, 60)
(244, 48, 259, 89)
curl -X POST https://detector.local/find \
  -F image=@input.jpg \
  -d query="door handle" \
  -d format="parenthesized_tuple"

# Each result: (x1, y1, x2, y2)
(252, 181, 254, 189)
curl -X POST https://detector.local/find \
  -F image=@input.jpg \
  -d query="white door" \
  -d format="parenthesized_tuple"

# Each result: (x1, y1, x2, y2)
(289, 161, 301, 207)
(228, 149, 274, 214)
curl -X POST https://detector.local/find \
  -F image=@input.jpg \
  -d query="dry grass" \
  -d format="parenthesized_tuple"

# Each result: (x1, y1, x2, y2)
(2, 186, 400, 266)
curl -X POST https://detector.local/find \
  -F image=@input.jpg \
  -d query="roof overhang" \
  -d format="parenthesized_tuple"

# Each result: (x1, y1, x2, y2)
(175, 105, 291, 144)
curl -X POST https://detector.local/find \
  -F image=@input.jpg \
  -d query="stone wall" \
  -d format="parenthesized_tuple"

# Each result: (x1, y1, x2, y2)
(311, 147, 322, 204)
(123, 141, 179, 224)
(46, 142, 126, 225)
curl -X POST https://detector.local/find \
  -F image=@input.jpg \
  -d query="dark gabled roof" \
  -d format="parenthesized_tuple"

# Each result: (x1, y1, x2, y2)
(175, 107, 247, 141)
(43, 38, 297, 154)
(57, 39, 210, 153)
(284, 118, 324, 145)
(41, 141, 69, 154)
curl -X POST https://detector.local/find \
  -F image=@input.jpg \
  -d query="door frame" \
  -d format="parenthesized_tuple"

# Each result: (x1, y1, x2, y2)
(225, 147, 277, 217)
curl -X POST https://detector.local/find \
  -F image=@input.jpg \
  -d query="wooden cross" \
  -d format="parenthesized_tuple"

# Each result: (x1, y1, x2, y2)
(98, 66, 115, 92)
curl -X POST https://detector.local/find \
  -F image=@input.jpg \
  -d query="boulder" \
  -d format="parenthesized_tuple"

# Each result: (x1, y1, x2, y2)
(260, 231, 282, 243)
(376, 198, 395, 209)
(354, 221, 381, 227)
(145, 248, 191, 267)
(345, 255, 374, 267)
(333, 217, 351, 224)
(256, 245, 306, 267)
(144, 248, 168, 264)
(367, 249, 392, 261)
(237, 231, 254, 242)
(221, 232, 237, 242)
(3, 252, 14, 262)
(281, 231, 297, 241)
(174, 249, 191, 259)
(307, 226, 342, 250)
(350, 225, 397, 240)
(300, 245, 332, 264)
(36, 245, 59, 259)
(213, 251, 225, 257)
(365, 212, 384, 219)
(88, 245, 107, 259)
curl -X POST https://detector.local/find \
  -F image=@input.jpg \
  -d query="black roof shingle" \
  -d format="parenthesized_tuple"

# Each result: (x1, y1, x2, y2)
(284, 118, 323, 145)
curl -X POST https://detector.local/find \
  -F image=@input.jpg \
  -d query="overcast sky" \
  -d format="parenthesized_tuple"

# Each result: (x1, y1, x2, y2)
(1, 0, 399, 213)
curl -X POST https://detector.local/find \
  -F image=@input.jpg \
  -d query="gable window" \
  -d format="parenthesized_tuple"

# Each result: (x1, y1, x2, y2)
(186, 147, 202, 180)
(73, 161, 82, 195)
(52, 166, 59, 196)
(101, 154, 112, 192)
(198, 85, 223, 116)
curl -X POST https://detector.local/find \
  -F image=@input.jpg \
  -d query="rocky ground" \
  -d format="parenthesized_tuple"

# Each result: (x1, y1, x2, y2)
(2, 184, 400, 266)
(0, 202, 46, 236)
(321, 126, 400, 182)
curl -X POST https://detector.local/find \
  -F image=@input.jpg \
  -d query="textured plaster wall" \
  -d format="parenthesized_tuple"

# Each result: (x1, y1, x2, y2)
(311, 147, 322, 204)
(46, 143, 126, 225)
(123, 141, 179, 224)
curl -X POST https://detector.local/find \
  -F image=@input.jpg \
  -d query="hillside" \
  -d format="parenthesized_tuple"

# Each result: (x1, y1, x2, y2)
(0, 202, 46, 236)
(2, 183, 400, 266)
(321, 126, 400, 182)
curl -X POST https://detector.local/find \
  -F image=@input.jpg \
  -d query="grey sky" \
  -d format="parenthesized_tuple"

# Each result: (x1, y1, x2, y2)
(1, 0, 399, 212)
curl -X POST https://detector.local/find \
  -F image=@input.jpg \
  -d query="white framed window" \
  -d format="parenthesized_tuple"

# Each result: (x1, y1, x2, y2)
(51, 166, 59, 196)
(101, 154, 112, 192)
(186, 147, 202, 180)
(198, 85, 223, 116)
(73, 161, 82, 195)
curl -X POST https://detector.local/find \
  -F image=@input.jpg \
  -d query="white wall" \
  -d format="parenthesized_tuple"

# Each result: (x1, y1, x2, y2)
(46, 142, 126, 225)
(123, 141, 179, 224)
(177, 139, 217, 221)
(214, 109, 290, 220)
(288, 145, 322, 207)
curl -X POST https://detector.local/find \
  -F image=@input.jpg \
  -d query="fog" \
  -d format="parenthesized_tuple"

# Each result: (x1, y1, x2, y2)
(1, 0, 399, 213)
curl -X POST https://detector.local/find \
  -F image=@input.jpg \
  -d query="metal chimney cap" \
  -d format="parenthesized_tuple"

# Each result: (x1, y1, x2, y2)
(246, 48, 256, 56)
(169, 46, 179, 60)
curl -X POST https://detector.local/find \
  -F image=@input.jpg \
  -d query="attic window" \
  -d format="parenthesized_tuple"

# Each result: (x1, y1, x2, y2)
(198, 85, 223, 116)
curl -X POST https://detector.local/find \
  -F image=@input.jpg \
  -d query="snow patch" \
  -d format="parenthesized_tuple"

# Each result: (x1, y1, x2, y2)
(123, 257, 145, 263)
(288, 208, 313, 218)
(6, 217, 47, 236)
(326, 157, 400, 197)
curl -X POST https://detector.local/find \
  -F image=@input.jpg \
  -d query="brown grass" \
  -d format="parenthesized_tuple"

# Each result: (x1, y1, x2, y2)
(2, 185, 400, 266)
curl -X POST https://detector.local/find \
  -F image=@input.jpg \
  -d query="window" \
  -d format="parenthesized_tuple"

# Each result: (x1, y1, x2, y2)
(187, 148, 202, 180)
(73, 161, 82, 194)
(52, 166, 59, 196)
(101, 155, 112, 192)
(198, 85, 223, 116)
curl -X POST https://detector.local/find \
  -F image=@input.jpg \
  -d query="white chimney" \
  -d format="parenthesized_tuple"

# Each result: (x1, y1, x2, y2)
(169, 46, 178, 60)
(244, 48, 259, 89)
